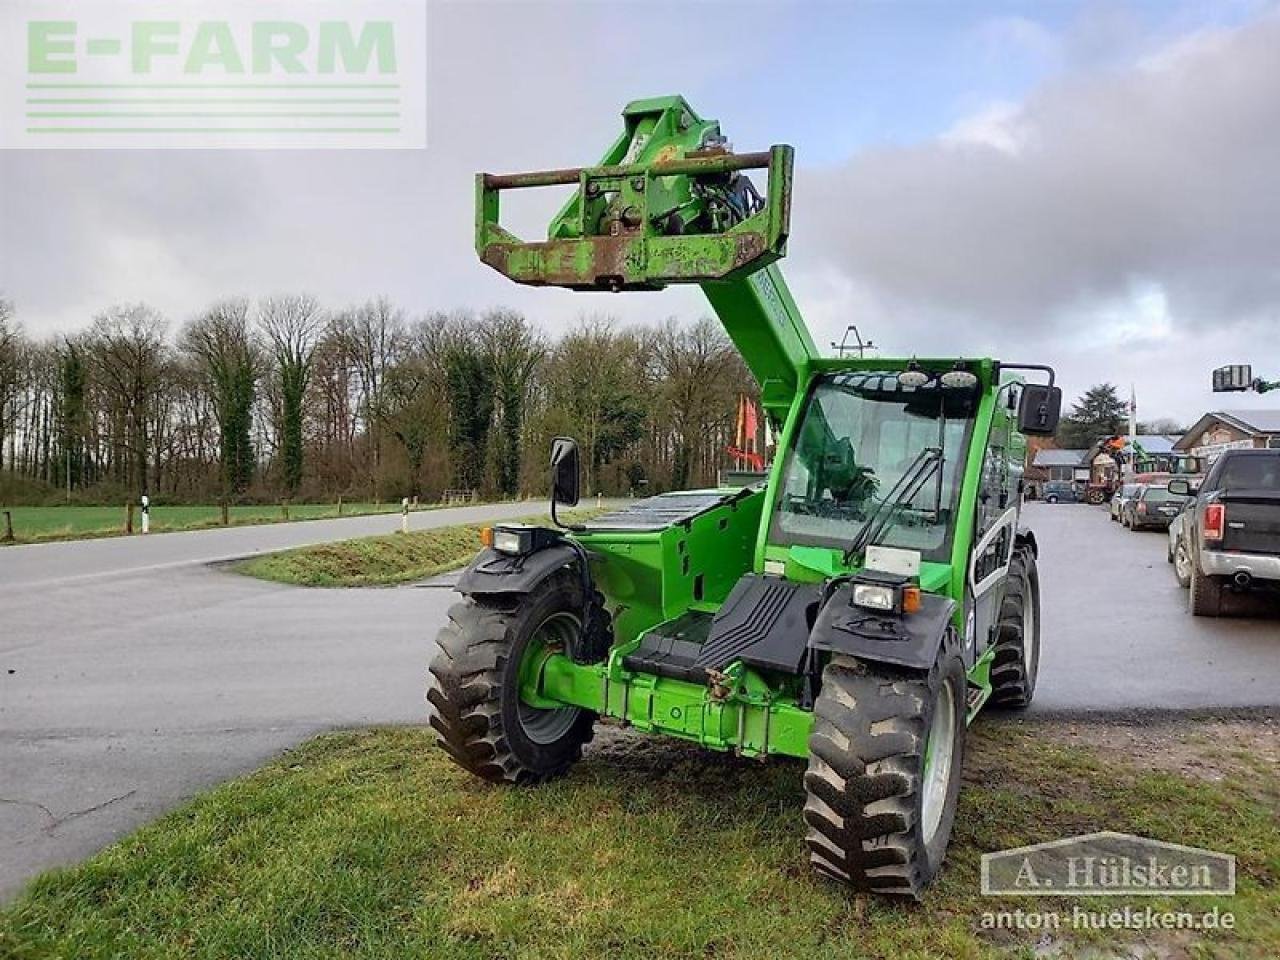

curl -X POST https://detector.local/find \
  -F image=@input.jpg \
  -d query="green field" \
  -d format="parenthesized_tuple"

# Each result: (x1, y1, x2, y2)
(0, 719, 1274, 960)
(0, 502, 421, 545)
(235, 508, 607, 587)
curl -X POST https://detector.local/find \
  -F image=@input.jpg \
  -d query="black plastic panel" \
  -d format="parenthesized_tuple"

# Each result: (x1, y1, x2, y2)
(697, 575, 820, 675)
(623, 575, 821, 682)
(622, 610, 713, 682)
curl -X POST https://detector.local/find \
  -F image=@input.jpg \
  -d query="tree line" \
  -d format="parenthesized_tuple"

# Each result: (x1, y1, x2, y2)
(1056, 383, 1185, 450)
(0, 293, 757, 506)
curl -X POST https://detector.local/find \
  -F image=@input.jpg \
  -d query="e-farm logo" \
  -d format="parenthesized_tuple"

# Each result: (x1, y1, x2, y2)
(1, 1, 426, 149)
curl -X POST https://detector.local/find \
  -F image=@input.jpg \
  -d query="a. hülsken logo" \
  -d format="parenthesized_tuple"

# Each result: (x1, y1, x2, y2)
(982, 831, 1236, 897)
(1, 1, 426, 149)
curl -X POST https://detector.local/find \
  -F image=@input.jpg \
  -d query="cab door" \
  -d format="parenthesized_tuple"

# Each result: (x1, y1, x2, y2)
(967, 393, 1020, 661)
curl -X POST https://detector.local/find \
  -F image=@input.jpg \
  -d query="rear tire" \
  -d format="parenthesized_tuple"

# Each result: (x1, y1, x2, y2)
(1173, 536, 1192, 588)
(803, 633, 966, 899)
(427, 573, 598, 784)
(990, 547, 1040, 708)
(1190, 562, 1224, 618)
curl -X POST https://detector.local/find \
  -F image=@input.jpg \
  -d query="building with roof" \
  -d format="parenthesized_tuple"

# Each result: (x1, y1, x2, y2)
(1174, 410, 1280, 462)
(1030, 448, 1089, 482)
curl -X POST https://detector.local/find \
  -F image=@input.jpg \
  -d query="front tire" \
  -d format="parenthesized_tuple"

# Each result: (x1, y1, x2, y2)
(803, 633, 967, 899)
(427, 574, 598, 784)
(990, 547, 1040, 708)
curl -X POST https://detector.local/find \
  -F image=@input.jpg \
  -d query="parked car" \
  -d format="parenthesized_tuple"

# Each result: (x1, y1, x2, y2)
(1168, 449, 1280, 616)
(1123, 483, 1186, 530)
(1110, 483, 1141, 522)
(1042, 481, 1080, 504)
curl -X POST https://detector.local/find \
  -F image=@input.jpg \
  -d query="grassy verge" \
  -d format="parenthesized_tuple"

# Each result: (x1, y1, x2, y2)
(234, 508, 606, 587)
(1, 719, 1275, 959)
(0, 502, 452, 545)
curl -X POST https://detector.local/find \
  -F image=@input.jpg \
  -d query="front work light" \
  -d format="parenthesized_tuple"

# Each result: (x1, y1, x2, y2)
(493, 526, 533, 555)
(940, 366, 978, 389)
(898, 360, 932, 388)
(848, 570, 921, 615)
(489, 524, 563, 556)
(852, 582, 897, 611)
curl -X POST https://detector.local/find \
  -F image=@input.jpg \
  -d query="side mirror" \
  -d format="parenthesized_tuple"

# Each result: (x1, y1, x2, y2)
(1017, 384, 1062, 436)
(1167, 478, 1195, 497)
(549, 436, 581, 507)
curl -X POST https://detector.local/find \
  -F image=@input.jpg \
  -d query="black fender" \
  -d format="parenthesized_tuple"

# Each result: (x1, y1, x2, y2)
(1015, 526, 1038, 558)
(808, 582, 957, 671)
(455, 543, 582, 598)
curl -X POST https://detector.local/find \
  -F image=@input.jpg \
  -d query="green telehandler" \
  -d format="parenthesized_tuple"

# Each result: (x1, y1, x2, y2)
(428, 96, 1062, 898)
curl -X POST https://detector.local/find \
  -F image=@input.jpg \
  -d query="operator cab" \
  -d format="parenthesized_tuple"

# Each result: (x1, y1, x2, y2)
(770, 370, 980, 566)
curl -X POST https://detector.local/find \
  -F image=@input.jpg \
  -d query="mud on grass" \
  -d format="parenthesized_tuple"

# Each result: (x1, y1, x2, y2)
(233, 508, 606, 587)
(1, 718, 1275, 960)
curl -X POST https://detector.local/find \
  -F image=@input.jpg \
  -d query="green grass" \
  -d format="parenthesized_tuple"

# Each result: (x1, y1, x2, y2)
(235, 509, 606, 587)
(0, 502, 430, 545)
(1, 720, 1274, 960)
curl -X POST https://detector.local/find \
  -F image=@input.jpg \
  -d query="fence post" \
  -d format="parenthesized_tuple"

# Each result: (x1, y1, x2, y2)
(2, 510, 13, 543)
(281, 499, 290, 521)
(337, 495, 343, 516)
(140, 495, 150, 534)
(220, 500, 229, 526)
(125, 501, 134, 534)
(401, 497, 410, 534)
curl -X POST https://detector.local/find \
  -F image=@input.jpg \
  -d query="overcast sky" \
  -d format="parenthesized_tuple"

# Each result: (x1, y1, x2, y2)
(3, 0, 1279, 424)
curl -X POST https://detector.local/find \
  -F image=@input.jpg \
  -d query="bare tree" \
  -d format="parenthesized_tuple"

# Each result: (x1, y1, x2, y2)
(651, 316, 741, 488)
(480, 309, 545, 496)
(88, 304, 168, 494)
(182, 298, 259, 498)
(0, 295, 18, 470)
(330, 295, 407, 490)
(257, 295, 323, 494)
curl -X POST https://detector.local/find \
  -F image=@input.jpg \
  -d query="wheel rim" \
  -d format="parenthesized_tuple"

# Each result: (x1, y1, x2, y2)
(920, 681, 957, 845)
(1023, 573, 1039, 684)
(517, 611, 583, 745)
(1175, 540, 1191, 582)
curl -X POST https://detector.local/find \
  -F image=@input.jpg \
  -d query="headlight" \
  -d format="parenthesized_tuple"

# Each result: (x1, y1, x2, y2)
(492, 527, 532, 555)
(848, 574, 923, 614)
(852, 582, 897, 611)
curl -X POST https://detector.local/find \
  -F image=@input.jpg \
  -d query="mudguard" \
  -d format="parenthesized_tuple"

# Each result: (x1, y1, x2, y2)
(454, 543, 581, 597)
(808, 583, 957, 671)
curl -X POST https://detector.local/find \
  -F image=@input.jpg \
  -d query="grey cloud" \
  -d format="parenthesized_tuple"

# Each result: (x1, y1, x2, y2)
(804, 15, 1280, 334)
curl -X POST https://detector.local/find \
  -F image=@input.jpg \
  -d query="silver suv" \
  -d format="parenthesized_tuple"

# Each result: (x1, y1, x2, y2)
(1168, 450, 1280, 616)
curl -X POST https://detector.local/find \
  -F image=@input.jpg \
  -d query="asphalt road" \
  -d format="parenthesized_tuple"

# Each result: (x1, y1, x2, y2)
(1026, 500, 1279, 714)
(2, 499, 1276, 901)
(0, 500, 598, 901)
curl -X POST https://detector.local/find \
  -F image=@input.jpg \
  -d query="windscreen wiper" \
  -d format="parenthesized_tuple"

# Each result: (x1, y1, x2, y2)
(844, 447, 943, 563)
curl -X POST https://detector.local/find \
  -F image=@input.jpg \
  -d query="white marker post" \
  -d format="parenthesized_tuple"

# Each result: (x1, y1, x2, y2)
(140, 495, 150, 534)
(401, 497, 410, 534)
